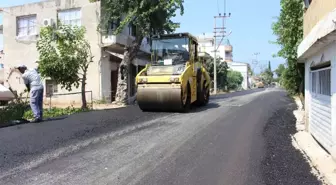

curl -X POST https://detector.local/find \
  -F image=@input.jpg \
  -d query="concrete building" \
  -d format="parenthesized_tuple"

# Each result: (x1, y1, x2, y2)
(0, 0, 150, 105)
(196, 34, 250, 89)
(197, 34, 232, 62)
(297, 0, 336, 157)
(227, 62, 251, 90)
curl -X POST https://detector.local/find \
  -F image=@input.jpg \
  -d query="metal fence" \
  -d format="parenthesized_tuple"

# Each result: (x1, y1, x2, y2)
(47, 91, 93, 110)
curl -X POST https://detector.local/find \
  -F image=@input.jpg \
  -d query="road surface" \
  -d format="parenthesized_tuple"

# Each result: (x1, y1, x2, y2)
(0, 88, 322, 185)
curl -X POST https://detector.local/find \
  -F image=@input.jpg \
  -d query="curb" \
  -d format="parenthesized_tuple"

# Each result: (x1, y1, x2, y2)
(292, 96, 335, 185)
(292, 133, 332, 185)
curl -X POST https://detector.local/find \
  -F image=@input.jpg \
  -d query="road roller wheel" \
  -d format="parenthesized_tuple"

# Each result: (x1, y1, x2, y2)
(195, 83, 203, 106)
(202, 86, 210, 106)
(180, 84, 191, 113)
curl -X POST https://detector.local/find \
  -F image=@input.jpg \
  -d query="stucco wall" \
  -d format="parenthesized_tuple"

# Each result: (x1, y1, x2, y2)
(99, 51, 121, 101)
(228, 62, 249, 90)
(2, 0, 102, 104)
(304, 0, 336, 38)
(304, 41, 336, 155)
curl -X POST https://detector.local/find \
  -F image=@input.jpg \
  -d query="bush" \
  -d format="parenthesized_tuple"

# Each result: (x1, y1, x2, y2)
(0, 102, 29, 124)
(227, 70, 244, 90)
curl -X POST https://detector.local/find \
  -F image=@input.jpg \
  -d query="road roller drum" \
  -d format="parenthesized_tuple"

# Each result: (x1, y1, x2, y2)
(137, 84, 190, 112)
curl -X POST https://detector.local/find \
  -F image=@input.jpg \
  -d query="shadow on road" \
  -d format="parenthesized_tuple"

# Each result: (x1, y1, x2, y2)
(190, 102, 220, 113)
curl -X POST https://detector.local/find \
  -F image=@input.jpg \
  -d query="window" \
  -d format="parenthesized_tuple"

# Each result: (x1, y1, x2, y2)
(45, 79, 58, 97)
(58, 8, 81, 27)
(311, 68, 331, 96)
(130, 24, 136, 37)
(304, 0, 313, 9)
(109, 18, 121, 32)
(17, 15, 37, 37)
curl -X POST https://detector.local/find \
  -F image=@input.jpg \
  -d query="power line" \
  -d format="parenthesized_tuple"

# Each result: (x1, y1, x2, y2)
(213, 0, 231, 94)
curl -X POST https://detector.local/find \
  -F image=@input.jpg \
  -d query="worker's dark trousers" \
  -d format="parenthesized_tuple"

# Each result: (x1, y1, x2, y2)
(30, 88, 44, 120)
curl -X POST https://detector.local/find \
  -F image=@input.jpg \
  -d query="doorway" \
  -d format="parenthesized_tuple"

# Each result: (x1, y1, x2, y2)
(111, 69, 118, 102)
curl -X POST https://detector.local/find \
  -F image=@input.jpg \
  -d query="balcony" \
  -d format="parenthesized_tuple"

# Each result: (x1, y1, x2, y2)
(101, 32, 151, 55)
(224, 45, 232, 52)
(225, 58, 233, 62)
(101, 32, 134, 54)
(303, 0, 336, 37)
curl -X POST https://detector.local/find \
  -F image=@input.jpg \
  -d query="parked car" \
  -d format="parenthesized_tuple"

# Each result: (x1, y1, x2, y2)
(0, 84, 15, 105)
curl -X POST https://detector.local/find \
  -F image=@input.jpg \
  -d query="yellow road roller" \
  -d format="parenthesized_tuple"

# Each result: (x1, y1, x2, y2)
(135, 32, 211, 112)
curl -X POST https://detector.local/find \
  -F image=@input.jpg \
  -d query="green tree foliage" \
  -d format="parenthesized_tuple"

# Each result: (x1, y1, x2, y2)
(37, 23, 93, 109)
(260, 61, 274, 85)
(205, 58, 228, 90)
(275, 63, 286, 78)
(248, 66, 253, 76)
(89, 0, 184, 103)
(227, 70, 243, 90)
(272, 0, 304, 95)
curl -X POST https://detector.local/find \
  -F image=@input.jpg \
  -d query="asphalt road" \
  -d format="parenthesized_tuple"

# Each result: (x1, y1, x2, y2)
(0, 88, 322, 185)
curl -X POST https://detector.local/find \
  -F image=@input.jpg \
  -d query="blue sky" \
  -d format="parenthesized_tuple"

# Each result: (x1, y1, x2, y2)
(0, 0, 284, 73)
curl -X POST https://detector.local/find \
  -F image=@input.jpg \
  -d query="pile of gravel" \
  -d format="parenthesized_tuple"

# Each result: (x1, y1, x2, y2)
(261, 101, 323, 185)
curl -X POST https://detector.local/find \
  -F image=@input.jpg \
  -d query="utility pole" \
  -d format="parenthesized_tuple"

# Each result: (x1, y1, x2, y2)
(252, 52, 260, 75)
(213, 3, 231, 94)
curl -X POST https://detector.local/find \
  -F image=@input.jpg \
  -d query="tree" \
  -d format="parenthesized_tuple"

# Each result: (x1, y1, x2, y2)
(260, 61, 274, 85)
(248, 66, 254, 76)
(205, 58, 228, 90)
(90, 0, 184, 104)
(37, 23, 93, 109)
(275, 63, 286, 78)
(226, 70, 243, 90)
(272, 0, 304, 95)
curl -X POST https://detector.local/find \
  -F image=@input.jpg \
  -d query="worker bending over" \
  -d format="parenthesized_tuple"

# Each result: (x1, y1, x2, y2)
(16, 65, 44, 123)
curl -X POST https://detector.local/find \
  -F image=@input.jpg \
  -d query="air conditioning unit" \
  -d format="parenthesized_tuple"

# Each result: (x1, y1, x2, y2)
(42, 18, 54, 27)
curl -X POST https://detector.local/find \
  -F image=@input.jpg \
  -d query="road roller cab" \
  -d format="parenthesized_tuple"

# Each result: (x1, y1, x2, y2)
(136, 33, 211, 112)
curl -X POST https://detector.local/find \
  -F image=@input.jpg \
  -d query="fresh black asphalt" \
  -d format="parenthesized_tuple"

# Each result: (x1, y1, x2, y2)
(0, 88, 322, 185)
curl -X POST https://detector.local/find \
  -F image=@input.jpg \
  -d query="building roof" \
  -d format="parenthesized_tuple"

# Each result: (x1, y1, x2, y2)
(1, 0, 53, 9)
(230, 61, 250, 66)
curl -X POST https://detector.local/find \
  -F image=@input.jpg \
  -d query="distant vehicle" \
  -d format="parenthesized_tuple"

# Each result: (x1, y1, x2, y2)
(0, 84, 15, 106)
(256, 81, 265, 88)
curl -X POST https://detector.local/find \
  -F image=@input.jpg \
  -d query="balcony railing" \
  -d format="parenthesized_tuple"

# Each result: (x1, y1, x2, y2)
(101, 32, 133, 48)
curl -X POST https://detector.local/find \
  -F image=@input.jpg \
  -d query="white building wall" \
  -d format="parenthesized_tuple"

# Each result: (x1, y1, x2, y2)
(303, 41, 336, 154)
(197, 36, 227, 60)
(228, 62, 250, 90)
